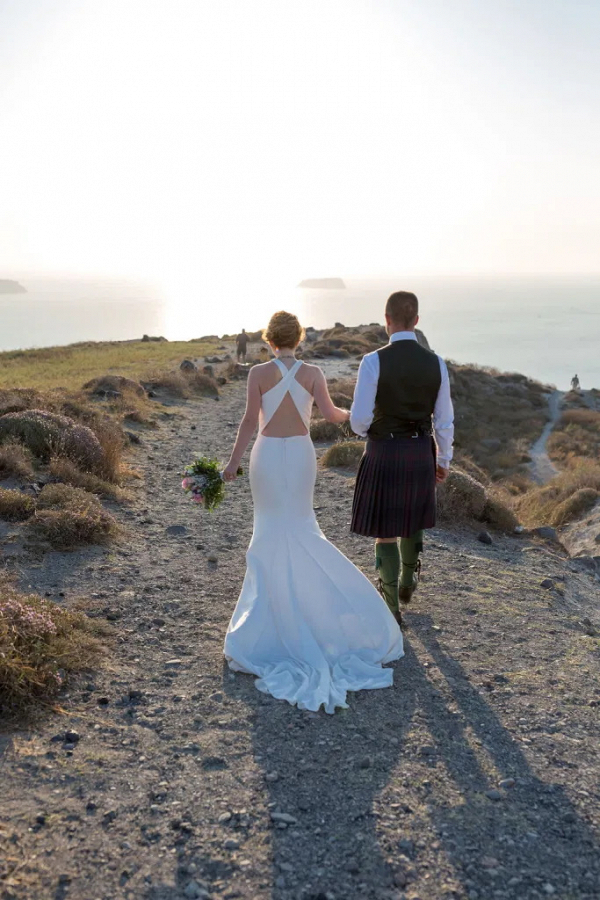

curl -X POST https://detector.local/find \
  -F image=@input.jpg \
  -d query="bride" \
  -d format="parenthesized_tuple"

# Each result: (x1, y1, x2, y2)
(222, 311, 403, 713)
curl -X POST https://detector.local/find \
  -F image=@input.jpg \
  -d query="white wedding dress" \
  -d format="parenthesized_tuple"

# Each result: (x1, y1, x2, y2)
(224, 359, 404, 713)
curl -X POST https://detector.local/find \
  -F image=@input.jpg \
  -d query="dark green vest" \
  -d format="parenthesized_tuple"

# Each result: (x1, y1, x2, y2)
(368, 339, 441, 439)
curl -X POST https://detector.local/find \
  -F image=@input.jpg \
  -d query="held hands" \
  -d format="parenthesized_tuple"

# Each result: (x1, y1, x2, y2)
(436, 464, 449, 484)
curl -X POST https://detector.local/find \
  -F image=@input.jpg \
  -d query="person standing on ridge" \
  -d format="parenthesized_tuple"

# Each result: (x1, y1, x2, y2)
(236, 329, 249, 364)
(350, 291, 454, 623)
(571, 374, 580, 392)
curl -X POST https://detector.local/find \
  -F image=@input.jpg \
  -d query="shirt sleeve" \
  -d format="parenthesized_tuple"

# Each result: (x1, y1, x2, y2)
(350, 352, 379, 437)
(434, 357, 454, 467)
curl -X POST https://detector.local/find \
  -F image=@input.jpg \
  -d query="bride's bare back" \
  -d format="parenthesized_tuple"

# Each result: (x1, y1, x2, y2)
(258, 359, 315, 437)
(223, 356, 349, 479)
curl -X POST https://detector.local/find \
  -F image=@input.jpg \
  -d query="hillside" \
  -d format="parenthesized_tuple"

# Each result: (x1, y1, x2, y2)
(1, 332, 599, 900)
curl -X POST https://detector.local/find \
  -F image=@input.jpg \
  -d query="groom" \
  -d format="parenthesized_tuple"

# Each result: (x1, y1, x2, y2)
(350, 291, 454, 624)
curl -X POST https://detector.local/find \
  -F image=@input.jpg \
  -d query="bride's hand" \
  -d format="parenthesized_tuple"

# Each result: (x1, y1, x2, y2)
(223, 461, 239, 482)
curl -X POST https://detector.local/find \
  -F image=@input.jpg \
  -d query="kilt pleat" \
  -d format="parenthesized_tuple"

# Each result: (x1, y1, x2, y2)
(351, 435, 436, 539)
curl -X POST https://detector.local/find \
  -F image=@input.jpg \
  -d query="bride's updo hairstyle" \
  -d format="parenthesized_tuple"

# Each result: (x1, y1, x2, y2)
(263, 311, 306, 350)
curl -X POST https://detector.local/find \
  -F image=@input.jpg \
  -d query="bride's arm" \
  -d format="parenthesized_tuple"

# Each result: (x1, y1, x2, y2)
(223, 368, 261, 480)
(312, 368, 350, 424)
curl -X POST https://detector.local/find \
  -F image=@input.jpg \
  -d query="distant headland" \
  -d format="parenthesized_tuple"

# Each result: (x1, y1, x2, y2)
(298, 277, 346, 289)
(0, 279, 26, 294)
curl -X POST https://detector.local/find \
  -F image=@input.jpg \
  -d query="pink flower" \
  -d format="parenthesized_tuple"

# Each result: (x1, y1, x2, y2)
(181, 478, 193, 489)
(192, 494, 204, 504)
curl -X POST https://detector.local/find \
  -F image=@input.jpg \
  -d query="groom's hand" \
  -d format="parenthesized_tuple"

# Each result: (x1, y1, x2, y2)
(436, 464, 449, 484)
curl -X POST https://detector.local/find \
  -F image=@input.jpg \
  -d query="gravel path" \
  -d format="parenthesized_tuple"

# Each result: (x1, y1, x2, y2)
(529, 391, 564, 485)
(1, 376, 600, 900)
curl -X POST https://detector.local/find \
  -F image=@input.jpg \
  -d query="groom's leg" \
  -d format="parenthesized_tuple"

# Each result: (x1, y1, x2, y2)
(375, 538, 400, 613)
(399, 530, 424, 588)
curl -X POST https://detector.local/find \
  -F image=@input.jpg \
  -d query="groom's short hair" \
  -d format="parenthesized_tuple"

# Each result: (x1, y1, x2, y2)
(386, 291, 419, 328)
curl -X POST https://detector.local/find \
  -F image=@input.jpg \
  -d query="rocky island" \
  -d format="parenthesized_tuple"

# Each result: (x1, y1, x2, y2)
(298, 277, 346, 289)
(0, 279, 26, 294)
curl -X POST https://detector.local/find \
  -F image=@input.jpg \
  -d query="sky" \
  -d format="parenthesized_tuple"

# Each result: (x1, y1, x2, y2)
(1, 0, 599, 302)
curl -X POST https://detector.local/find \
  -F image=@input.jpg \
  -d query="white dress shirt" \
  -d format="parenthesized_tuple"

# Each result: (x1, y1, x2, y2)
(350, 331, 454, 467)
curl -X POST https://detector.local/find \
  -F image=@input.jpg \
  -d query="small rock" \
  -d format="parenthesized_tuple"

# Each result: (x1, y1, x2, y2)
(152, 617, 166, 626)
(399, 838, 414, 853)
(480, 856, 499, 868)
(183, 882, 208, 900)
(543, 885, 556, 895)
(359, 756, 372, 769)
(270, 812, 297, 825)
(223, 838, 239, 851)
(533, 525, 558, 542)
(347, 859, 360, 874)
(419, 745, 435, 757)
(477, 531, 493, 545)
(97, 696, 110, 706)
(35, 813, 47, 825)
(128, 689, 144, 702)
(485, 789, 502, 801)
(393, 870, 408, 888)
(514, 525, 524, 534)
(265, 771, 279, 782)
(499, 778, 516, 789)
(218, 812, 232, 824)
(164, 659, 182, 667)
(65, 730, 80, 744)
(207, 554, 218, 564)
(166, 524, 188, 537)
(105, 610, 121, 621)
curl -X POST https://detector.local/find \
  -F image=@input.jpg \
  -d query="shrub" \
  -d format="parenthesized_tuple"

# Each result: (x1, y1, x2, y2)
(549, 488, 599, 528)
(0, 572, 104, 715)
(28, 507, 118, 550)
(321, 441, 365, 469)
(37, 482, 102, 511)
(329, 392, 353, 409)
(437, 469, 487, 522)
(0, 409, 104, 471)
(28, 483, 118, 549)
(49, 457, 126, 500)
(310, 418, 344, 442)
(83, 375, 146, 397)
(482, 491, 519, 531)
(516, 462, 600, 527)
(0, 441, 34, 479)
(0, 487, 36, 521)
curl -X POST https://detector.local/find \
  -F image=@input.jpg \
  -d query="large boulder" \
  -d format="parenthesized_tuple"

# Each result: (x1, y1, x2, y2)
(84, 375, 145, 398)
(0, 410, 104, 469)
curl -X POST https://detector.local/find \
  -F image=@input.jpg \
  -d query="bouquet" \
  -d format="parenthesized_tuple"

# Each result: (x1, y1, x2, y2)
(181, 456, 242, 511)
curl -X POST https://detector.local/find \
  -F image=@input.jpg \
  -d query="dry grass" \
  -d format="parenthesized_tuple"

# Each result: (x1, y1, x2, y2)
(0, 441, 34, 479)
(0, 487, 36, 521)
(0, 571, 105, 716)
(482, 490, 519, 531)
(437, 469, 487, 522)
(310, 418, 346, 442)
(28, 483, 119, 549)
(321, 441, 365, 469)
(147, 369, 219, 399)
(547, 408, 600, 468)
(0, 339, 220, 391)
(516, 461, 600, 527)
(49, 457, 128, 500)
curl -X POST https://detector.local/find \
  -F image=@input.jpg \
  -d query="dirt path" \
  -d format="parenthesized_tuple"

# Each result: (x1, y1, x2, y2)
(529, 391, 564, 485)
(2, 378, 600, 900)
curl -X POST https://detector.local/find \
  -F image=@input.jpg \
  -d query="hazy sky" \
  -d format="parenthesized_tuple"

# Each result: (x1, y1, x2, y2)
(1, 0, 599, 295)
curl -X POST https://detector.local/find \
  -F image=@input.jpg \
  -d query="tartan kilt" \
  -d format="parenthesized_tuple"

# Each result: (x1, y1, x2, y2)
(351, 435, 437, 539)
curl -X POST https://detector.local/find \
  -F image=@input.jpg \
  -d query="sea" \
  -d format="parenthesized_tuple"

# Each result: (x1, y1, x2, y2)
(1, 274, 599, 390)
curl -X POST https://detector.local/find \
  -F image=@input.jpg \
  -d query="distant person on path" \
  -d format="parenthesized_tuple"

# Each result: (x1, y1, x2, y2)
(236, 329, 249, 364)
(571, 374, 580, 392)
(350, 291, 454, 620)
